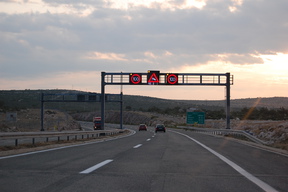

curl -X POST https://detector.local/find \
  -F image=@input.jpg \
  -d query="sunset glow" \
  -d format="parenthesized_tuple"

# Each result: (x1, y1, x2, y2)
(0, 0, 287, 100)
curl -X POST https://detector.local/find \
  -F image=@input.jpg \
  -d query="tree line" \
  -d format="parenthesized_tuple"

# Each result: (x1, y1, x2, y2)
(205, 107, 288, 120)
(129, 105, 288, 120)
(232, 107, 288, 120)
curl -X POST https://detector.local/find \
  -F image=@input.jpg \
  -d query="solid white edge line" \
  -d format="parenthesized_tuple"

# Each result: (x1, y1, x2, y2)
(133, 144, 142, 148)
(171, 130, 279, 192)
(80, 159, 113, 174)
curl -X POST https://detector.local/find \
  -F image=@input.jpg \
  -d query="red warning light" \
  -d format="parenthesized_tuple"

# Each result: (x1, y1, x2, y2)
(147, 71, 160, 84)
(129, 73, 142, 84)
(148, 73, 159, 83)
(166, 74, 178, 85)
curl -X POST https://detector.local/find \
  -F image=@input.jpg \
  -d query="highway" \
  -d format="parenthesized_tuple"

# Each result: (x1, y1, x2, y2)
(0, 125, 287, 192)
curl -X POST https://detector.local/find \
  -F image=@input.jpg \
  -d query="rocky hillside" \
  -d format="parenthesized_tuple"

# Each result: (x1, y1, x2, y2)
(202, 119, 288, 150)
(0, 109, 81, 132)
(0, 108, 287, 151)
(71, 110, 186, 127)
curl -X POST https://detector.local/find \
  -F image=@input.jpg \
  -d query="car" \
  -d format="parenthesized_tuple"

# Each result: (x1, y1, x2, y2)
(138, 124, 147, 131)
(155, 124, 166, 133)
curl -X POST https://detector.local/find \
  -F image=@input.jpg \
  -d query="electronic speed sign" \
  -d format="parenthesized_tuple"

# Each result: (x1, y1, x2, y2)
(166, 74, 178, 85)
(129, 73, 142, 84)
(147, 70, 160, 85)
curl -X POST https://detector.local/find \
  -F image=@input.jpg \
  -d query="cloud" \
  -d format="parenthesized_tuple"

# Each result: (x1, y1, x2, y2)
(0, 0, 287, 82)
(41, 0, 206, 10)
(85, 52, 128, 61)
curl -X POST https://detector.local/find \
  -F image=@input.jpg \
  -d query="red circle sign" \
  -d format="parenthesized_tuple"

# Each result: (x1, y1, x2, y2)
(130, 74, 141, 84)
(167, 74, 178, 84)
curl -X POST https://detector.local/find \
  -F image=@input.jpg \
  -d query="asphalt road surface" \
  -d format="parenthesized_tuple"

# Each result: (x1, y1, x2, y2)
(0, 126, 287, 192)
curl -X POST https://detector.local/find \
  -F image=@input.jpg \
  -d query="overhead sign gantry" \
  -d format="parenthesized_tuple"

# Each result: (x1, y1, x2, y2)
(40, 92, 122, 131)
(101, 71, 234, 129)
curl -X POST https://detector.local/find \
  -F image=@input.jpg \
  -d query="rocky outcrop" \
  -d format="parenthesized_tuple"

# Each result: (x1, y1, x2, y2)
(202, 120, 288, 150)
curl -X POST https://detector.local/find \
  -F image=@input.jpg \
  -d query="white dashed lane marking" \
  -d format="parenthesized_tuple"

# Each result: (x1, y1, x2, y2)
(80, 159, 113, 174)
(133, 144, 142, 149)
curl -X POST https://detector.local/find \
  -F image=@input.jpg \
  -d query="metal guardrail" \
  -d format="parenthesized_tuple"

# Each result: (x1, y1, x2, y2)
(0, 129, 125, 147)
(177, 126, 268, 145)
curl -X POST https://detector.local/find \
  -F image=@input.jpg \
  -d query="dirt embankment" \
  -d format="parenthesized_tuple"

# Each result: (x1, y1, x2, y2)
(195, 119, 288, 150)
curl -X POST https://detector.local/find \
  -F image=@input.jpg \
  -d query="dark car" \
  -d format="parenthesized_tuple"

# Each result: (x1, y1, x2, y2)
(155, 124, 166, 133)
(139, 124, 147, 131)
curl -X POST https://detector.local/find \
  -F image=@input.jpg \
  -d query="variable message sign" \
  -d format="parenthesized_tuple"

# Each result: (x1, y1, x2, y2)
(129, 73, 142, 84)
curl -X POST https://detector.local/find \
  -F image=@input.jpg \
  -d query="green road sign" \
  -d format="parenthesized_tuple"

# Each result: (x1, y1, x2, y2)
(186, 112, 205, 124)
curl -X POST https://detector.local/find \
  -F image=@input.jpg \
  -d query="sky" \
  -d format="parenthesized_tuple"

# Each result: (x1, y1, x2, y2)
(0, 0, 287, 100)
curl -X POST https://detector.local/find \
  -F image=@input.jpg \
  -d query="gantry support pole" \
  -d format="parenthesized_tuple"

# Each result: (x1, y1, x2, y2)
(101, 72, 105, 130)
(226, 73, 231, 129)
(41, 93, 44, 131)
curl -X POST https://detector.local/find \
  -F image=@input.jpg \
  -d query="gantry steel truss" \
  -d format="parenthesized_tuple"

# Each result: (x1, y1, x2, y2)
(101, 72, 233, 129)
(40, 92, 122, 131)
(103, 72, 233, 86)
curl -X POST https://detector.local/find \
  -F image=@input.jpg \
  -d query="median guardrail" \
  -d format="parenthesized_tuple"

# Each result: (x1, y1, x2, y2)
(177, 126, 268, 145)
(0, 129, 125, 147)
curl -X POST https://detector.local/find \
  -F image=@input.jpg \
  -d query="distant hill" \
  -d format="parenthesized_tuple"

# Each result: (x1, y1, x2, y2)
(122, 95, 288, 111)
(177, 97, 288, 110)
(0, 89, 288, 112)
